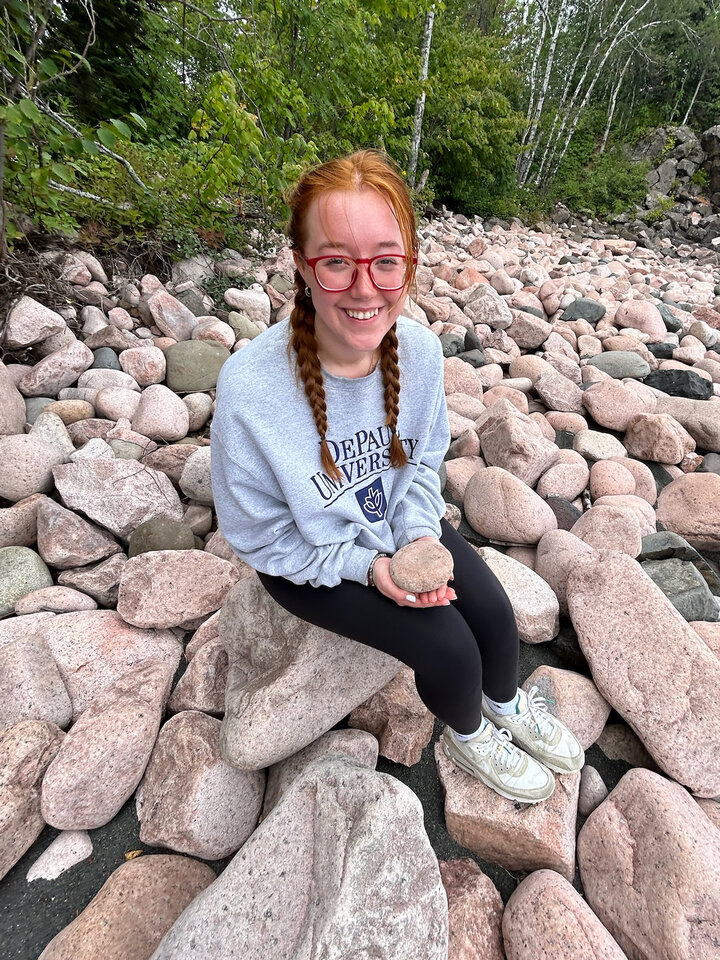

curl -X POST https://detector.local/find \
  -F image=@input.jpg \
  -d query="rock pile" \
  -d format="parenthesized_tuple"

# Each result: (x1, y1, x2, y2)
(2, 215, 720, 958)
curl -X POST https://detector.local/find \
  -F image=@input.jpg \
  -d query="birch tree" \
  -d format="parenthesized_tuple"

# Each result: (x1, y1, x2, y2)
(407, 6, 435, 188)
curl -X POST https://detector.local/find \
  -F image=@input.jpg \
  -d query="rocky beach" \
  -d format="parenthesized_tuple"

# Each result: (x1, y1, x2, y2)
(1, 211, 720, 959)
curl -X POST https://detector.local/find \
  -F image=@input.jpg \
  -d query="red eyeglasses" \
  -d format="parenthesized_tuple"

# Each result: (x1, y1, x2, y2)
(300, 253, 417, 292)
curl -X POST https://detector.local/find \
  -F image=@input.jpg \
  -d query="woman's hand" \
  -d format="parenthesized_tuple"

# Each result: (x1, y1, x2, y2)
(371, 546, 457, 609)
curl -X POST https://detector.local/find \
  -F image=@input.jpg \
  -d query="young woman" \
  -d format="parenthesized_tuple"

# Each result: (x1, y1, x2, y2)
(211, 150, 584, 804)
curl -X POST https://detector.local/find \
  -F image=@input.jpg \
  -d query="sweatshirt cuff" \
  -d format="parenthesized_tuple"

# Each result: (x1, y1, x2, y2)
(341, 545, 380, 586)
(394, 523, 442, 550)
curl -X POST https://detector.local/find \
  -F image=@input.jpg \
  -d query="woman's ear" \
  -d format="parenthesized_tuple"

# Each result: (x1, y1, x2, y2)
(292, 250, 309, 285)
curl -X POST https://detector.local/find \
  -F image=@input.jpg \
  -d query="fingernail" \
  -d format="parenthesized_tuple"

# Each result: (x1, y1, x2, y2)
(406, 594, 417, 602)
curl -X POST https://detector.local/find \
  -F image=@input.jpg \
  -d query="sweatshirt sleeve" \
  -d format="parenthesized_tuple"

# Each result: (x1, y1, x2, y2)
(210, 427, 377, 589)
(389, 351, 451, 549)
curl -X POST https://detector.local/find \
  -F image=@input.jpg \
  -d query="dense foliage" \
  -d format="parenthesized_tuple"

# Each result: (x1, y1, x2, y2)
(1, 0, 719, 256)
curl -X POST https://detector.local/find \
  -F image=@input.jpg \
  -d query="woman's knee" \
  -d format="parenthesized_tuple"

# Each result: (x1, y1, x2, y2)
(416, 623, 482, 686)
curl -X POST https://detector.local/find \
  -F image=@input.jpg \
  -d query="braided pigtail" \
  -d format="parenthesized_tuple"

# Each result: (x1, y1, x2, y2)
(379, 322, 408, 469)
(287, 271, 344, 484)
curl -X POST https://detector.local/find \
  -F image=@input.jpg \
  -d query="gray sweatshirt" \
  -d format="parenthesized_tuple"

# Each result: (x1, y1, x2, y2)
(210, 315, 451, 588)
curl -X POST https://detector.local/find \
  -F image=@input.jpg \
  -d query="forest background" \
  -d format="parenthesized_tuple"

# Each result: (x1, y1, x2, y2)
(1, 0, 719, 261)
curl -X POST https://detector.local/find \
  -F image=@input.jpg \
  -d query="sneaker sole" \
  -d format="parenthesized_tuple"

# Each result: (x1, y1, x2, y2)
(442, 740, 554, 805)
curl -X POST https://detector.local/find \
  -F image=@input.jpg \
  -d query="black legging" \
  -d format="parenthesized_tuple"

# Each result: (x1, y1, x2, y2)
(257, 519, 519, 736)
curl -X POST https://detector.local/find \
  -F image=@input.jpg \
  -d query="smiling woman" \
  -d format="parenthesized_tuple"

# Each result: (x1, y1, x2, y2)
(210, 150, 585, 808)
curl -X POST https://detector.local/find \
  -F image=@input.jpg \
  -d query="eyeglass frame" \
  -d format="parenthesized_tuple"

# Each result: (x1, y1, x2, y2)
(299, 252, 418, 292)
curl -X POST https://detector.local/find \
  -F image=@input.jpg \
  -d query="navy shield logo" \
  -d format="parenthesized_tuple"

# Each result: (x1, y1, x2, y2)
(355, 478, 387, 522)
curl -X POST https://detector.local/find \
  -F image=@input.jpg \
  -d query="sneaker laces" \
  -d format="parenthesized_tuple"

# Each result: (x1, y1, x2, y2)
(522, 686, 558, 739)
(475, 725, 523, 773)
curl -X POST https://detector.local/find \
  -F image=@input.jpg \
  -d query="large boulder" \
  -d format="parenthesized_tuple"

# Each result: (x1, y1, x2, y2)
(567, 551, 720, 796)
(219, 574, 399, 769)
(149, 757, 448, 960)
(578, 768, 720, 960)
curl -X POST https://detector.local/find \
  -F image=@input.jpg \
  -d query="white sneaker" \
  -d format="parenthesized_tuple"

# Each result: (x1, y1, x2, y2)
(482, 686, 585, 774)
(442, 721, 555, 804)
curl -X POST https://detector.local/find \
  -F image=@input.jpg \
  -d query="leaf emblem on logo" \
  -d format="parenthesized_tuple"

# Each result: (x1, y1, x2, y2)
(364, 485, 383, 518)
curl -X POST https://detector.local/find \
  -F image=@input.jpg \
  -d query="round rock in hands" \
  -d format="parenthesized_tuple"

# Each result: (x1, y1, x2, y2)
(390, 541, 454, 594)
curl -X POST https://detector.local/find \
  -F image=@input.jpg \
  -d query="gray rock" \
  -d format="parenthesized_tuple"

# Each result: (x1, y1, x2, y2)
(24, 397, 54, 424)
(57, 554, 127, 607)
(585, 351, 651, 380)
(149, 757, 448, 960)
(164, 341, 230, 393)
(0, 546, 53, 618)
(560, 298, 606, 324)
(640, 558, 719, 622)
(90, 347, 121, 371)
(643, 369, 714, 400)
(128, 518, 196, 557)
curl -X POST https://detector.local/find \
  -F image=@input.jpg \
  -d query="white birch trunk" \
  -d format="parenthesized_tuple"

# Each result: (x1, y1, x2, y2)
(407, 8, 435, 189)
(600, 56, 630, 154)
(682, 65, 708, 126)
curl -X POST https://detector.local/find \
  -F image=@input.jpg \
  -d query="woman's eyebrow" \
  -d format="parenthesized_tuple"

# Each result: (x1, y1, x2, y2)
(316, 240, 404, 252)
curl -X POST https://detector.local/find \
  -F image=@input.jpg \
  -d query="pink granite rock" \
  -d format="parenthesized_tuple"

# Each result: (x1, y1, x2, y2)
(573, 429, 628, 461)
(596, 724, 659, 770)
(507, 311, 552, 349)
(167, 636, 227, 714)
(439, 858, 505, 960)
(145, 287, 197, 341)
(444, 457, 486, 500)
(219, 574, 399, 769)
(435, 743, 579, 879)
(261, 728, 379, 817)
(0, 633, 72, 731)
(656, 473, 720, 551)
(42, 609, 181, 720)
(523, 666, 610, 749)
(14, 586, 93, 615)
(0, 435, 67, 502)
(591, 494, 656, 537)
(141, 443, 201, 486)
(567, 551, 720, 796)
(117, 549, 239, 628)
(53, 459, 184, 539)
(537, 457, 590, 501)
(503, 870, 628, 960)
(57, 554, 127, 607)
(570, 505, 643, 556)
(589, 460, 636, 499)
(577, 768, 720, 960)
(0, 493, 46, 548)
(0, 719, 64, 881)
(41, 660, 169, 829)
(614, 300, 666, 341)
(119, 346, 166, 386)
(390, 540, 454, 593)
(18, 340, 94, 397)
(348, 665, 434, 766)
(534, 370, 584, 413)
(578, 765, 609, 817)
(611, 457, 657, 505)
(581, 380, 655, 432)
(132, 384, 190, 442)
(37, 855, 216, 960)
(691, 621, 720, 659)
(36, 498, 121, 569)
(150, 757, 448, 960)
(624, 412, 696, 463)
(4, 296, 66, 350)
(136, 710, 265, 859)
(478, 547, 559, 643)
(654, 396, 720, 453)
(465, 467, 558, 544)
(480, 413, 559, 486)
(444, 356, 484, 399)
(0, 359, 27, 435)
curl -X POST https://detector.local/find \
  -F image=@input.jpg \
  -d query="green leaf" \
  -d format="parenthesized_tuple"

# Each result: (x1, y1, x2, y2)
(80, 138, 99, 155)
(51, 163, 74, 183)
(38, 57, 59, 78)
(18, 99, 43, 124)
(109, 118, 132, 140)
(129, 112, 147, 131)
(97, 127, 117, 150)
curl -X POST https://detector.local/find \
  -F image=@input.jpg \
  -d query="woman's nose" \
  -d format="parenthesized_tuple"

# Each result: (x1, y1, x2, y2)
(351, 263, 376, 297)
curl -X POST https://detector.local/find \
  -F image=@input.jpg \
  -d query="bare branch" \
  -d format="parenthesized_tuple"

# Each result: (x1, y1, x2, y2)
(47, 179, 133, 208)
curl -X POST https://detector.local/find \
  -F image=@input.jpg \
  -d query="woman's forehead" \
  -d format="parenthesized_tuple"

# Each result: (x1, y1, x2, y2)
(305, 188, 403, 251)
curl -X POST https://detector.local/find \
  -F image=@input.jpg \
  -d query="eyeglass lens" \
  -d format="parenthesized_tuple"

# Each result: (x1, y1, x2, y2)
(316, 256, 406, 291)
